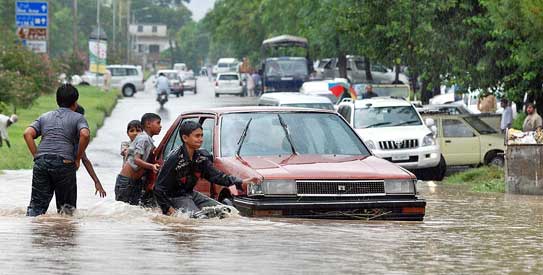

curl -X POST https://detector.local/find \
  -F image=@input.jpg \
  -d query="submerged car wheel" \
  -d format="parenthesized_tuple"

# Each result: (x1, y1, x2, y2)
(122, 84, 135, 97)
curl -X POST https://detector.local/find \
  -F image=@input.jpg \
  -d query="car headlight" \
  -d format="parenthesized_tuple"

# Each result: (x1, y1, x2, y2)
(364, 140, 376, 150)
(384, 179, 415, 194)
(248, 180, 297, 196)
(422, 133, 436, 146)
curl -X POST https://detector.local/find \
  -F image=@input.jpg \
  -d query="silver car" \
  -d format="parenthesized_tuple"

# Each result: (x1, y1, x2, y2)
(318, 56, 409, 84)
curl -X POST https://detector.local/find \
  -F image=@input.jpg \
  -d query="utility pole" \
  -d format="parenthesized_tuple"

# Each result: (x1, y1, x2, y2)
(126, 0, 131, 63)
(112, 0, 116, 53)
(72, 0, 78, 54)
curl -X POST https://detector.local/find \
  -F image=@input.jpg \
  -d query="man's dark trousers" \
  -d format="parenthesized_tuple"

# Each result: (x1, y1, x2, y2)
(26, 155, 77, 216)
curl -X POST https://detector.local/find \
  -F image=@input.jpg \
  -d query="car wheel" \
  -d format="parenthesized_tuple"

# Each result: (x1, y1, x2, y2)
(176, 92, 180, 97)
(215, 93, 219, 98)
(488, 155, 504, 167)
(417, 156, 446, 181)
(122, 85, 135, 97)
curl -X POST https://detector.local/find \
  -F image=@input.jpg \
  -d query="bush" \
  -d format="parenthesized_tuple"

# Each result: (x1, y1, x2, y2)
(444, 166, 505, 193)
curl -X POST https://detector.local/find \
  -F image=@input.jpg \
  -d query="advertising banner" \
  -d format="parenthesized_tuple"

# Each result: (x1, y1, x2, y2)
(89, 40, 108, 74)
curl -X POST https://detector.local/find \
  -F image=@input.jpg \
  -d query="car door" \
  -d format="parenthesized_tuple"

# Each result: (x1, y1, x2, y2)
(195, 116, 219, 198)
(109, 67, 127, 88)
(440, 118, 480, 165)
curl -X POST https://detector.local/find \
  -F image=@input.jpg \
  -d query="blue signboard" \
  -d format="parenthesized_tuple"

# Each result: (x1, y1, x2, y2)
(16, 15, 47, 27)
(16, 2, 48, 15)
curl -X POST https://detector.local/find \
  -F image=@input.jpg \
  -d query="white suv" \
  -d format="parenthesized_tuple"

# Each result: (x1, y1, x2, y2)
(107, 65, 144, 97)
(337, 97, 445, 180)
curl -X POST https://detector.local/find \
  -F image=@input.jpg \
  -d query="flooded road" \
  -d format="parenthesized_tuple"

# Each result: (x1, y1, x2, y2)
(1, 78, 542, 274)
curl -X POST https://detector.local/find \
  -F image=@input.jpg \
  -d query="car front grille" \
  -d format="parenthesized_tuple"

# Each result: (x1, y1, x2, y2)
(379, 139, 419, 150)
(296, 180, 385, 197)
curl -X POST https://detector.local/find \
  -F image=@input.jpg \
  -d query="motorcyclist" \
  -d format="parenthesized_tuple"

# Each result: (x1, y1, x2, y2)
(155, 72, 170, 103)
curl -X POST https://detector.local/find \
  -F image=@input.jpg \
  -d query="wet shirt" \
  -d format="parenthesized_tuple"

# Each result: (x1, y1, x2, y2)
(523, 113, 543, 132)
(126, 132, 155, 171)
(0, 114, 9, 141)
(154, 145, 242, 214)
(30, 108, 89, 161)
(155, 75, 170, 94)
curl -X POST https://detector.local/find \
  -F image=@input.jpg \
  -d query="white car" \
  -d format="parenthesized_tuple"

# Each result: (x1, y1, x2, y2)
(213, 58, 240, 76)
(318, 56, 410, 84)
(258, 92, 335, 110)
(215, 73, 243, 97)
(81, 65, 144, 97)
(299, 78, 349, 103)
(337, 97, 445, 180)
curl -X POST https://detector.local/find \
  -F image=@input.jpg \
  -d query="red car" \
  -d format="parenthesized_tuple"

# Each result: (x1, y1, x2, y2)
(150, 107, 426, 220)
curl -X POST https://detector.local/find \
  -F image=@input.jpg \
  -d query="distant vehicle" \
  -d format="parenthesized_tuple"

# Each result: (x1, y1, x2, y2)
(180, 71, 197, 94)
(258, 92, 335, 110)
(150, 107, 426, 220)
(350, 83, 412, 101)
(420, 113, 505, 167)
(299, 78, 348, 103)
(318, 56, 409, 84)
(80, 65, 144, 97)
(337, 97, 445, 180)
(261, 35, 312, 93)
(173, 63, 187, 72)
(215, 73, 243, 97)
(156, 69, 183, 97)
(417, 104, 504, 133)
(213, 58, 240, 76)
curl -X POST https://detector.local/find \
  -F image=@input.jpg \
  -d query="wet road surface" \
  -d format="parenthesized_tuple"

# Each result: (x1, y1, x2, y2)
(1, 78, 542, 274)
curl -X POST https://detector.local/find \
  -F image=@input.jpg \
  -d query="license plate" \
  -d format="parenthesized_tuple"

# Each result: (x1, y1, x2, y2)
(392, 155, 410, 161)
(281, 77, 293, 81)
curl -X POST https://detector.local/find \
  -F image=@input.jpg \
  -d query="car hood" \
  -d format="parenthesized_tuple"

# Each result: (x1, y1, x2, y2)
(218, 154, 413, 180)
(355, 125, 431, 142)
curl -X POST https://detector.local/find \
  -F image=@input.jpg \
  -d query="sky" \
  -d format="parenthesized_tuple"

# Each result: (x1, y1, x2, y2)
(185, 0, 216, 21)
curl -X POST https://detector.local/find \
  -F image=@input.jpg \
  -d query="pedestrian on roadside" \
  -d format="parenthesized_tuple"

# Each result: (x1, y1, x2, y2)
(362, 84, 378, 99)
(522, 103, 543, 132)
(103, 69, 112, 92)
(246, 71, 256, 97)
(153, 121, 261, 217)
(74, 105, 107, 198)
(115, 113, 161, 205)
(120, 120, 143, 166)
(500, 99, 513, 134)
(0, 113, 18, 148)
(251, 70, 261, 96)
(23, 84, 90, 216)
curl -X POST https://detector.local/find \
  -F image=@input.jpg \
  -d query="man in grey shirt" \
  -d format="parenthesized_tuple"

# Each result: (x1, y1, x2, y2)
(23, 84, 90, 216)
(500, 99, 513, 133)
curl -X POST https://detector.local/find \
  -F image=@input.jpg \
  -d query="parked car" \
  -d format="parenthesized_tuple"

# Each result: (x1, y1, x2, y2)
(299, 78, 348, 103)
(213, 58, 240, 76)
(258, 92, 335, 110)
(180, 71, 197, 94)
(149, 107, 426, 220)
(317, 56, 409, 84)
(215, 73, 243, 97)
(417, 104, 502, 132)
(337, 97, 445, 180)
(156, 69, 183, 97)
(173, 63, 187, 72)
(420, 113, 505, 167)
(81, 65, 145, 97)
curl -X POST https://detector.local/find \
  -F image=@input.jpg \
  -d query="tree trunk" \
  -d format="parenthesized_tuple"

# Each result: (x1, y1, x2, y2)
(169, 34, 174, 68)
(72, 0, 78, 54)
(364, 56, 373, 82)
(394, 64, 400, 83)
(335, 36, 347, 79)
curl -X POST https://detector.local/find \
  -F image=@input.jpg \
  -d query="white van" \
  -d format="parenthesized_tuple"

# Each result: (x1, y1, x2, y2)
(213, 58, 240, 75)
(173, 63, 187, 72)
(258, 92, 335, 110)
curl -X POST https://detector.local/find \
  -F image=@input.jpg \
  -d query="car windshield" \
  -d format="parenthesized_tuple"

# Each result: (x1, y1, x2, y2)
(220, 112, 369, 157)
(265, 59, 308, 77)
(352, 84, 410, 98)
(163, 72, 178, 80)
(218, 63, 228, 68)
(464, 116, 497, 134)
(282, 103, 334, 110)
(354, 106, 422, 128)
(219, 74, 238, 81)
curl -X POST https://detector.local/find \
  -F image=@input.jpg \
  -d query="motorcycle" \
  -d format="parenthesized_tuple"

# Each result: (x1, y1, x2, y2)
(157, 89, 169, 108)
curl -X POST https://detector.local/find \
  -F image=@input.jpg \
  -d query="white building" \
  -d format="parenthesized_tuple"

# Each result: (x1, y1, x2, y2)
(128, 24, 169, 65)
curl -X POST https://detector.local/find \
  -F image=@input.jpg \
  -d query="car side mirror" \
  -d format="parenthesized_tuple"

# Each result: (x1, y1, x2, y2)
(425, 118, 435, 127)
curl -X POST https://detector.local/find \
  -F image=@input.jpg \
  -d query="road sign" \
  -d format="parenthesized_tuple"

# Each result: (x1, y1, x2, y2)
(15, 1, 48, 53)
(16, 14, 48, 27)
(16, 2, 48, 15)
(17, 28, 47, 40)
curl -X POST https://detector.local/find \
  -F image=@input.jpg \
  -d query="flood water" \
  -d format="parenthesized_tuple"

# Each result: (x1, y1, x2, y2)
(1, 78, 542, 274)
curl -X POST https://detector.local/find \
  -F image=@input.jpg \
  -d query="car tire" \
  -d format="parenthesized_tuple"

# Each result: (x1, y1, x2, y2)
(122, 84, 135, 97)
(215, 93, 219, 98)
(488, 154, 504, 167)
(417, 156, 446, 181)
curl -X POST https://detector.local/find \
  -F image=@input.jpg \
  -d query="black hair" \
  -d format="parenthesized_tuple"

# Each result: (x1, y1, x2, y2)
(75, 105, 85, 115)
(527, 102, 536, 109)
(127, 120, 142, 132)
(140, 113, 161, 128)
(179, 120, 203, 141)
(159, 72, 165, 77)
(56, 83, 79, 108)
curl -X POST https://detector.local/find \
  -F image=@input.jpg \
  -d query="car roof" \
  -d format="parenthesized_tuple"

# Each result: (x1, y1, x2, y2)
(266, 57, 307, 61)
(217, 58, 238, 63)
(157, 69, 177, 73)
(178, 106, 337, 117)
(352, 97, 412, 108)
(259, 92, 332, 104)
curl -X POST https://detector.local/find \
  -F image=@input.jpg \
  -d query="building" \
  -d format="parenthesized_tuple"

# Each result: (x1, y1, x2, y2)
(128, 24, 169, 67)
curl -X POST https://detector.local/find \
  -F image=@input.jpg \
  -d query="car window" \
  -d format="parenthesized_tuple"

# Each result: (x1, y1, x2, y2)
(338, 105, 352, 123)
(442, 119, 475, 138)
(371, 64, 389, 73)
(354, 105, 422, 128)
(127, 68, 138, 76)
(110, 68, 127, 76)
(201, 118, 215, 153)
(219, 74, 238, 80)
(323, 60, 333, 69)
(464, 116, 497, 134)
(164, 117, 199, 159)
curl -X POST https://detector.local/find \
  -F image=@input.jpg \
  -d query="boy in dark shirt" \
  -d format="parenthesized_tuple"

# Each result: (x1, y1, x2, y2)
(154, 120, 260, 217)
(23, 84, 90, 216)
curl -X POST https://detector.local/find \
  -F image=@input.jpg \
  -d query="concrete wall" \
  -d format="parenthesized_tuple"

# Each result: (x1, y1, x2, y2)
(505, 145, 543, 195)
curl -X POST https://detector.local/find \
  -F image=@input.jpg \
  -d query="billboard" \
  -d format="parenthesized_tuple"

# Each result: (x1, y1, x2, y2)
(89, 40, 107, 74)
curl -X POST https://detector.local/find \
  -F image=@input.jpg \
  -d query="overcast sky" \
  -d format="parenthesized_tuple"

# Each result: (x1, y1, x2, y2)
(185, 0, 216, 21)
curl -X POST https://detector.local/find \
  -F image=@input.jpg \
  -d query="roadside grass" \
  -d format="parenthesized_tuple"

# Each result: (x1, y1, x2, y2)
(0, 86, 120, 170)
(444, 166, 505, 193)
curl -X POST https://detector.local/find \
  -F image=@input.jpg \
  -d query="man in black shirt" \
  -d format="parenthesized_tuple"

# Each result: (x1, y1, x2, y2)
(154, 121, 260, 217)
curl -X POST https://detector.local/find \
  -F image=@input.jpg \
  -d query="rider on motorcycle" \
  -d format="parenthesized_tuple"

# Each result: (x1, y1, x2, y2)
(155, 72, 170, 102)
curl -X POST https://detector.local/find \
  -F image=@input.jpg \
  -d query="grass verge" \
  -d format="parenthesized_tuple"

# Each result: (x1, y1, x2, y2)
(0, 86, 120, 170)
(443, 166, 505, 193)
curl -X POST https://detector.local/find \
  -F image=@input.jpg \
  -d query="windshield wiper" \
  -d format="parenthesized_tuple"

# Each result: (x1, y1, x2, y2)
(236, 118, 253, 157)
(277, 114, 297, 155)
(365, 122, 392, 128)
(393, 120, 420, 126)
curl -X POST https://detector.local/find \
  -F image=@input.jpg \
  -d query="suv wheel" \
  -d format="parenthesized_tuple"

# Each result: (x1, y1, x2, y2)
(417, 156, 446, 181)
(122, 85, 135, 97)
(488, 155, 504, 167)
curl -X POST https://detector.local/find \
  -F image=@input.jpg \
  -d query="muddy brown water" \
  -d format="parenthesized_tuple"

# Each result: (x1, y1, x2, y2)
(1, 79, 542, 274)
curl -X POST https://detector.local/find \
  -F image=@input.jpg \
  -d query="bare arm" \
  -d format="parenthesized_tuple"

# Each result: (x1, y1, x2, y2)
(23, 127, 38, 157)
(75, 128, 90, 169)
(82, 153, 106, 197)
(134, 153, 160, 173)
